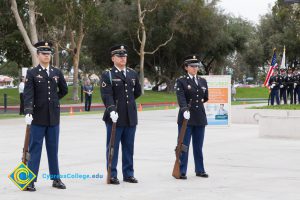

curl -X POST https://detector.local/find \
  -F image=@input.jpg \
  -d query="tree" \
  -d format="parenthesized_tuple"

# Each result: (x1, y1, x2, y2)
(63, 0, 102, 101)
(134, 0, 174, 94)
(257, 0, 300, 67)
(10, 0, 39, 66)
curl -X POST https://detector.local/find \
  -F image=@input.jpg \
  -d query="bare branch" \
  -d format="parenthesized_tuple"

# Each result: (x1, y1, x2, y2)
(127, 29, 140, 56)
(145, 3, 158, 13)
(137, 26, 142, 44)
(145, 33, 174, 55)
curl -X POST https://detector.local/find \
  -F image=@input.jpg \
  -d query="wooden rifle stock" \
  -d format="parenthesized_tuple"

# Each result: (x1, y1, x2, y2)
(172, 99, 192, 179)
(107, 101, 118, 184)
(22, 125, 31, 165)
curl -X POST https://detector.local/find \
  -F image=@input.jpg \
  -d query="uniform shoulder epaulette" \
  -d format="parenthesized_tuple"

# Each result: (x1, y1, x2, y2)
(127, 67, 134, 71)
(102, 68, 112, 76)
(102, 68, 112, 74)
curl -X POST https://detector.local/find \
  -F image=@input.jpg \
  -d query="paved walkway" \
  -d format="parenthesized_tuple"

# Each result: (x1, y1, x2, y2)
(1, 109, 300, 200)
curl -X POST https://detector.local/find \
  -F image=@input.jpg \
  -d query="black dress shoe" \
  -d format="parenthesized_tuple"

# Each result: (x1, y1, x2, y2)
(196, 172, 209, 178)
(52, 179, 66, 189)
(123, 176, 138, 183)
(109, 177, 120, 185)
(179, 174, 187, 180)
(25, 182, 36, 191)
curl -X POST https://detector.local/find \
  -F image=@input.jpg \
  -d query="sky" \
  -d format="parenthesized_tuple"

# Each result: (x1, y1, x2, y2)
(217, 0, 277, 24)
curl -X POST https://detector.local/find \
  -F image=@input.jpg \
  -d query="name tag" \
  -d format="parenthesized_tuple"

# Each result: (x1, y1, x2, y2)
(53, 76, 59, 83)
(112, 79, 121, 82)
(36, 75, 43, 79)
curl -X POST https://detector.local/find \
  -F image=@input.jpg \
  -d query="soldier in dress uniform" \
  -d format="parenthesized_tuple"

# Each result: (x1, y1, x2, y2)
(279, 68, 287, 104)
(293, 68, 300, 104)
(175, 55, 209, 179)
(23, 41, 68, 191)
(100, 44, 142, 184)
(268, 68, 281, 105)
(286, 68, 294, 104)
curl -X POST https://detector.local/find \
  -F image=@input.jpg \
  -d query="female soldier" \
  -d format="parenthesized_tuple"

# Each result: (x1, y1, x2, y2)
(175, 55, 209, 179)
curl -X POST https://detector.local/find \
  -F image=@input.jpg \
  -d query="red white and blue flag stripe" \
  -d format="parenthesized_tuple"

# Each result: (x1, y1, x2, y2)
(264, 51, 278, 87)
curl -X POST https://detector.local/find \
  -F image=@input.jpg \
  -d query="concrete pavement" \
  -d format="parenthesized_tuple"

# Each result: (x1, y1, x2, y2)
(1, 109, 300, 200)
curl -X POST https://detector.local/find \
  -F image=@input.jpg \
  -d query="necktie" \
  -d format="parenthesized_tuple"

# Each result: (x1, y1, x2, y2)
(122, 70, 126, 78)
(44, 68, 49, 76)
(193, 76, 198, 86)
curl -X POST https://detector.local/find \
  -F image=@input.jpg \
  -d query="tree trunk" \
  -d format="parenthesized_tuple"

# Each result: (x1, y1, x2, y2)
(53, 41, 59, 67)
(28, 0, 38, 44)
(70, 21, 85, 101)
(10, 0, 38, 67)
(136, 0, 173, 94)
(139, 27, 146, 94)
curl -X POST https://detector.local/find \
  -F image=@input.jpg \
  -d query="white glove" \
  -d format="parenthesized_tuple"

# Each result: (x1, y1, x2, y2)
(110, 111, 119, 123)
(270, 84, 275, 89)
(25, 114, 33, 125)
(294, 83, 297, 87)
(183, 111, 190, 120)
(280, 85, 284, 88)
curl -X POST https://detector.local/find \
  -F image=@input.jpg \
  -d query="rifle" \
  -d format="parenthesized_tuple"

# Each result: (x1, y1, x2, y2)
(267, 90, 271, 106)
(22, 125, 31, 165)
(172, 99, 192, 179)
(107, 101, 118, 184)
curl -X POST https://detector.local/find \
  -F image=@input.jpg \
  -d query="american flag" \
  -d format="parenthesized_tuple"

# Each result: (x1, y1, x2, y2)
(264, 51, 278, 87)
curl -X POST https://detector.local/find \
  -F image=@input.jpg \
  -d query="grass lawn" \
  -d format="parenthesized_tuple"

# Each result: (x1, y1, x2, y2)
(249, 104, 300, 110)
(0, 105, 176, 120)
(0, 86, 273, 106)
(0, 88, 20, 106)
(231, 101, 265, 105)
(0, 113, 23, 120)
(236, 87, 269, 99)
(0, 87, 177, 106)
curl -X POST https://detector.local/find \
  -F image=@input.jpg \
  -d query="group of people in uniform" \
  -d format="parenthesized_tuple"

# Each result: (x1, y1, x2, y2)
(268, 67, 300, 105)
(22, 41, 209, 191)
